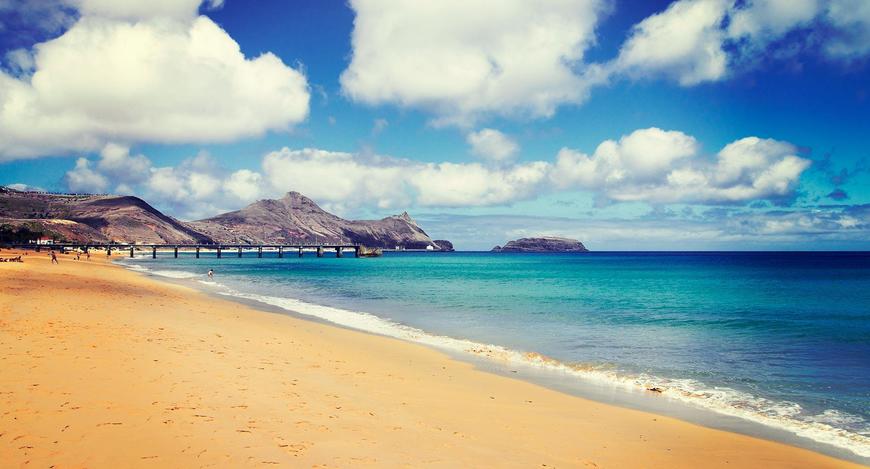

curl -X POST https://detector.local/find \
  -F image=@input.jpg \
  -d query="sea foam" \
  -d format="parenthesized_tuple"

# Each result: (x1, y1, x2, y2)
(219, 290, 870, 458)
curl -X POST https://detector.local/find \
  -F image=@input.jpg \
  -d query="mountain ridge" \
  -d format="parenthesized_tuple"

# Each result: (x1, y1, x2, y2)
(1, 187, 448, 250)
(189, 191, 443, 249)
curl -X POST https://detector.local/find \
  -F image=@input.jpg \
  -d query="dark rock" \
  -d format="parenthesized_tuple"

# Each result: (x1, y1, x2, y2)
(491, 236, 588, 253)
(433, 240, 454, 251)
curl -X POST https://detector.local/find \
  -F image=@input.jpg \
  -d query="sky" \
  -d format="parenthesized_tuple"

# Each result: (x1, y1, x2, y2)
(0, 0, 868, 250)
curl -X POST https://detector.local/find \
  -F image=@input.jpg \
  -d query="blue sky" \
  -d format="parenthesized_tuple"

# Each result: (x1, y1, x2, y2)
(0, 0, 868, 250)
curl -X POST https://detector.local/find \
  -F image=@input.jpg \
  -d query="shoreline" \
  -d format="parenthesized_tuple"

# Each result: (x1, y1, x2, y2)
(123, 255, 870, 464)
(1, 249, 866, 468)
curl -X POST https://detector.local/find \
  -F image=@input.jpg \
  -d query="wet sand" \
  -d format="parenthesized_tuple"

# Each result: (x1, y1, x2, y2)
(0, 249, 864, 468)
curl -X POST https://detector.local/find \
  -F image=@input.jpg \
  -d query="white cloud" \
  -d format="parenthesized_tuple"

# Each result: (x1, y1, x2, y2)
(262, 147, 551, 209)
(0, 8, 309, 160)
(422, 206, 870, 251)
(73, 0, 206, 21)
(613, 0, 870, 86)
(59, 128, 811, 219)
(552, 128, 810, 204)
(3, 182, 45, 192)
(825, 0, 870, 58)
(727, 0, 820, 43)
(340, 0, 607, 125)
(65, 157, 109, 193)
(615, 0, 730, 85)
(95, 143, 151, 184)
(466, 128, 520, 163)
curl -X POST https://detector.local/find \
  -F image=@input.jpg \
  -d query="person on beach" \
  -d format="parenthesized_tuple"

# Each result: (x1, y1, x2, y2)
(208, 269, 214, 280)
(50, 251, 58, 264)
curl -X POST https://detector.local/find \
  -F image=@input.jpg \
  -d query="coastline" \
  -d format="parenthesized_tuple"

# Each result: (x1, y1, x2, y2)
(1, 250, 865, 468)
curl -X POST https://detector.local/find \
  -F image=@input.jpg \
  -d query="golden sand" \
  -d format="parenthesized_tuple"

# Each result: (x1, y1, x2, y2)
(0, 249, 863, 468)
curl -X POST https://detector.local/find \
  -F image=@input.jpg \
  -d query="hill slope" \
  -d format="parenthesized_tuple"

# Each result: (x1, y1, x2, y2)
(189, 192, 442, 249)
(0, 187, 211, 244)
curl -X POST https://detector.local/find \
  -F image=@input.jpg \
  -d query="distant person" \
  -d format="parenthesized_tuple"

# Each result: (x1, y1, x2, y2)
(208, 269, 214, 280)
(75, 252, 81, 261)
(86, 251, 90, 260)
(50, 251, 58, 264)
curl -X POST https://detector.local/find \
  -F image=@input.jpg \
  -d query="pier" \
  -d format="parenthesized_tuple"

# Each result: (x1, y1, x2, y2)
(13, 243, 371, 258)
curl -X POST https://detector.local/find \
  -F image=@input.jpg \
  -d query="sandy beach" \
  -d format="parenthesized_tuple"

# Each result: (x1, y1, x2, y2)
(0, 249, 863, 468)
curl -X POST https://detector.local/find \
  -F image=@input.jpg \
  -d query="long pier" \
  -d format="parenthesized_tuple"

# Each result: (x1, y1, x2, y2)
(14, 243, 368, 259)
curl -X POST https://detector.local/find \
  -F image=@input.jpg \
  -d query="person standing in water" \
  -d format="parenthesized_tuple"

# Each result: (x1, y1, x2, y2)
(208, 269, 214, 280)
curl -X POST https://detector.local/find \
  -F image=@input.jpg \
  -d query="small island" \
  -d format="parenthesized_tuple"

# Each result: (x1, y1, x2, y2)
(492, 236, 589, 253)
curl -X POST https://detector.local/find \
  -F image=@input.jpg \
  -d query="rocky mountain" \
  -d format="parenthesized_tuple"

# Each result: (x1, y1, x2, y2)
(188, 192, 445, 249)
(0, 187, 211, 244)
(492, 237, 588, 253)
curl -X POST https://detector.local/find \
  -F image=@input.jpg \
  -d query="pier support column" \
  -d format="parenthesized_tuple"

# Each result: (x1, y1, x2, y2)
(107, 246, 112, 256)
(317, 246, 324, 257)
(298, 247, 304, 258)
(355, 246, 361, 258)
(152, 246, 157, 259)
(35, 245, 41, 252)
(336, 247, 343, 258)
(238, 247, 242, 258)
(217, 247, 222, 259)
(174, 246, 178, 258)
(130, 246, 134, 258)
(278, 246, 283, 258)
(195, 247, 200, 259)
(258, 247, 263, 258)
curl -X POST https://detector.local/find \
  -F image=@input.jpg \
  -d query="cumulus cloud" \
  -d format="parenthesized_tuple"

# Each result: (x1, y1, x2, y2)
(65, 157, 110, 193)
(340, 0, 608, 125)
(0, 2, 309, 160)
(552, 128, 810, 204)
(60, 127, 810, 220)
(262, 147, 550, 209)
(466, 129, 520, 164)
(611, 0, 870, 85)
(615, 0, 730, 85)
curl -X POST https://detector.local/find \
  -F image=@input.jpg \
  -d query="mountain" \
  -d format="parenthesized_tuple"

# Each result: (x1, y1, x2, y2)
(492, 237, 588, 253)
(0, 187, 211, 244)
(188, 192, 445, 249)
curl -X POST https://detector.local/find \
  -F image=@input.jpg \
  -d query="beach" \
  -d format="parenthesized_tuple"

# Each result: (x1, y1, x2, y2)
(0, 250, 864, 468)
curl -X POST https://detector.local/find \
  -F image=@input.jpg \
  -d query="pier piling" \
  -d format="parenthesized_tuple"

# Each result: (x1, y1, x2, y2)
(258, 247, 263, 258)
(278, 246, 283, 258)
(195, 247, 200, 259)
(336, 247, 343, 258)
(217, 247, 222, 259)
(174, 246, 178, 258)
(130, 246, 134, 258)
(298, 246, 304, 258)
(152, 246, 157, 259)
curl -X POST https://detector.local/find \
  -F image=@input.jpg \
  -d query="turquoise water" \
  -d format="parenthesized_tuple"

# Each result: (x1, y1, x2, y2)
(123, 251, 870, 457)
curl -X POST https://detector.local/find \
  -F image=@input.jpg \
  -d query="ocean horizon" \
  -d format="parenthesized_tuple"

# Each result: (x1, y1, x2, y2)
(120, 250, 870, 461)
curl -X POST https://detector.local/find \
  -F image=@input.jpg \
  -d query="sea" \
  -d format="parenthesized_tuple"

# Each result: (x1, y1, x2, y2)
(119, 250, 870, 461)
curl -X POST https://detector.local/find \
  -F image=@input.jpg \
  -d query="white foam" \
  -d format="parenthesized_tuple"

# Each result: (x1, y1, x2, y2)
(219, 290, 870, 458)
(148, 270, 202, 279)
